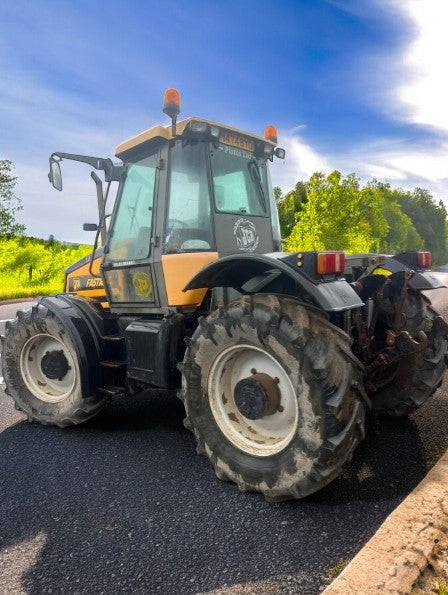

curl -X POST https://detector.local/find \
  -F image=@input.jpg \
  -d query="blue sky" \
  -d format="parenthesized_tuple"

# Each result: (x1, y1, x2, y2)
(1, 0, 447, 242)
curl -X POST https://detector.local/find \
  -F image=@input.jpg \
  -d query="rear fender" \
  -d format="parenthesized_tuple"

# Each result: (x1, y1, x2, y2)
(379, 256, 445, 291)
(183, 253, 364, 313)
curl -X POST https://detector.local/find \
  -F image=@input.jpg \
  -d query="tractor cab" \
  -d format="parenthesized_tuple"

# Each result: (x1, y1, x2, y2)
(50, 89, 285, 314)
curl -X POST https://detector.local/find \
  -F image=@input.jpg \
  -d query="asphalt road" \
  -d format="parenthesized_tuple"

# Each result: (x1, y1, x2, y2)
(0, 281, 447, 595)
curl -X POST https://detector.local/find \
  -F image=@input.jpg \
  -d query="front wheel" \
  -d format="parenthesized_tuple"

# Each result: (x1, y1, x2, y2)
(2, 304, 108, 427)
(180, 294, 366, 500)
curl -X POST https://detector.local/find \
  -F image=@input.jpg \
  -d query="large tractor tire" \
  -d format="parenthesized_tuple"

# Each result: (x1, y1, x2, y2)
(370, 291, 447, 417)
(180, 294, 366, 501)
(1, 302, 108, 427)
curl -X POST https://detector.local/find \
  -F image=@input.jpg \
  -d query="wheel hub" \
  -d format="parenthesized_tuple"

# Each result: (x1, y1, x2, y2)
(40, 349, 70, 381)
(234, 372, 281, 420)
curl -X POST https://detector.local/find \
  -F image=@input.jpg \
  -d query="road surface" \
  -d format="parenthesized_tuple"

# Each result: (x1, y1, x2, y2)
(0, 279, 447, 594)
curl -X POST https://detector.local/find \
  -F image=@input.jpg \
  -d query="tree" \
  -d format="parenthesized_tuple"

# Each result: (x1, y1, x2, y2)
(397, 188, 447, 264)
(277, 181, 307, 238)
(273, 186, 282, 203)
(366, 181, 423, 253)
(285, 171, 389, 253)
(0, 160, 25, 236)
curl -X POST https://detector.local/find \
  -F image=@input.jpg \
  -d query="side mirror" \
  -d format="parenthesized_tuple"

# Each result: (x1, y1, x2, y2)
(49, 159, 62, 191)
(274, 147, 286, 160)
(83, 223, 98, 231)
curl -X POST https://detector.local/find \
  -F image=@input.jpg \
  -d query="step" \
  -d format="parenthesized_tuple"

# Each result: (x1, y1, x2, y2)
(97, 385, 125, 396)
(101, 335, 124, 343)
(99, 360, 127, 369)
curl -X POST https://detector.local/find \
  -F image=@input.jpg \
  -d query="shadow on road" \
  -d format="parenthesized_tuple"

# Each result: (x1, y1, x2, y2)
(1, 387, 447, 594)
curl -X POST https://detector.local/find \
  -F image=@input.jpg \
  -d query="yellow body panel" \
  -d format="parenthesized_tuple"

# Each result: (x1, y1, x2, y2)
(66, 257, 102, 281)
(161, 252, 219, 306)
(372, 267, 392, 276)
(65, 256, 109, 307)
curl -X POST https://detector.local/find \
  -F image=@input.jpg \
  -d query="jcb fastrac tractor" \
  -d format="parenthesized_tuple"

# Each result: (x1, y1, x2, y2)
(2, 90, 447, 500)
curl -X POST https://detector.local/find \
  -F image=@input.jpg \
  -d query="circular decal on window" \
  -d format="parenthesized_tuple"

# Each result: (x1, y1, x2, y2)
(132, 271, 153, 298)
(233, 218, 259, 252)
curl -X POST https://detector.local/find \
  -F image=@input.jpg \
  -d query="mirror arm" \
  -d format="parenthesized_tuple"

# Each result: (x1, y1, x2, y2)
(90, 171, 107, 247)
(89, 180, 111, 278)
(50, 152, 117, 182)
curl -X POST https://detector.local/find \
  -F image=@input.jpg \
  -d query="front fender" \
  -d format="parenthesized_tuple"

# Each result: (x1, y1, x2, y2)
(41, 294, 109, 398)
(183, 253, 364, 313)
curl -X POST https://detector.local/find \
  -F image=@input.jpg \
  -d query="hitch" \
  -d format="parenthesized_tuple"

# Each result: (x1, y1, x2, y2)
(365, 329, 429, 393)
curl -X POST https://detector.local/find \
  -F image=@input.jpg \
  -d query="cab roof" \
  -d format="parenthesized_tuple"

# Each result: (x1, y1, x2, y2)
(115, 117, 275, 159)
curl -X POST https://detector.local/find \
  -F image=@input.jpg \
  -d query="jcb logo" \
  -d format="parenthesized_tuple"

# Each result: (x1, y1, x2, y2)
(233, 218, 259, 252)
(132, 271, 153, 298)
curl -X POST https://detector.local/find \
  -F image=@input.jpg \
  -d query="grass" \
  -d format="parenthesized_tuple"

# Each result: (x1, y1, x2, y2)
(0, 235, 91, 301)
(325, 558, 349, 581)
(426, 448, 447, 471)
(0, 276, 64, 300)
(438, 579, 448, 595)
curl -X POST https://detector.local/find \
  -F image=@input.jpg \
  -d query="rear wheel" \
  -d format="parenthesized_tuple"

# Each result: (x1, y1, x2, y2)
(2, 304, 108, 426)
(180, 294, 366, 500)
(370, 291, 447, 417)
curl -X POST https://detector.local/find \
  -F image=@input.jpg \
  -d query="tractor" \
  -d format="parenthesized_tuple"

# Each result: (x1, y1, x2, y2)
(2, 89, 447, 500)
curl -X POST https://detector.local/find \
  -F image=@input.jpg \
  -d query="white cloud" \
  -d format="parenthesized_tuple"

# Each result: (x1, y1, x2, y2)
(393, 0, 448, 133)
(270, 132, 448, 201)
(270, 133, 331, 191)
(272, 1, 448, 202)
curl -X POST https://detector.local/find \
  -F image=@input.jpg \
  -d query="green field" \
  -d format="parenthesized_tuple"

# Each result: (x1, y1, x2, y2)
(0, 236, 92, 300)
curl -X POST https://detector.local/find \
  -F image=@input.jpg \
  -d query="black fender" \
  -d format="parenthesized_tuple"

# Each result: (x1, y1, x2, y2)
(384, 256, 446, 290)
(40, 294, 110, 398)
(184, 253, 364, 313)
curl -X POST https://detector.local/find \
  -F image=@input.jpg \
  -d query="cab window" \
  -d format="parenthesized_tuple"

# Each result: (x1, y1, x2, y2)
(210, 144, 267, 216)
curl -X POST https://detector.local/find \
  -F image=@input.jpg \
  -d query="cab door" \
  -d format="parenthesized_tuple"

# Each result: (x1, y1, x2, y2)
(208, 141, 274, 256)
(101, 149, 160, 313)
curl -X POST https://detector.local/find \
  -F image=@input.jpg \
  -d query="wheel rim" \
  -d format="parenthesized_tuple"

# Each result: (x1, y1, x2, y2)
(20, 334, 77, 403)
(208, 344, 299, 456)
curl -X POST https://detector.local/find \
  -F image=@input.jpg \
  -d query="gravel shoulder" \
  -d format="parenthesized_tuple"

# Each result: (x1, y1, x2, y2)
(322, 449, 448, 594)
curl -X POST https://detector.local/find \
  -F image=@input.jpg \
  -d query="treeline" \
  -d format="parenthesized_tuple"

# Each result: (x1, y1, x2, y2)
(0, 235, 91, 299)
(275, 171, 448, 264)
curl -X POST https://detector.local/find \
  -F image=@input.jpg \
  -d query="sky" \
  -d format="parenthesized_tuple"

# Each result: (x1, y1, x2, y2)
(0, 0, 447, 242)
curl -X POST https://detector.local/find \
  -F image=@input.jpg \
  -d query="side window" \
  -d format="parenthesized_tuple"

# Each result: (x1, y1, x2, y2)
(213, 171, 250, 213)
(164, 141, 213, 253)
(209, 145, 267, 216)
(107, 154, 157, 260)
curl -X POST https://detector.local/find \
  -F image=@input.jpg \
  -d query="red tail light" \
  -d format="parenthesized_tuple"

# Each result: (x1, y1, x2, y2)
(317, 252, 346, 275)
(417, 251, 431, 268)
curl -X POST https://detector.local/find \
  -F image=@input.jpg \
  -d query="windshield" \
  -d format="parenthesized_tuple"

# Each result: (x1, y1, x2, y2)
(107, 153, 157, 260)
(210, 143, 268, 216)
(164, 141, 214, 253)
